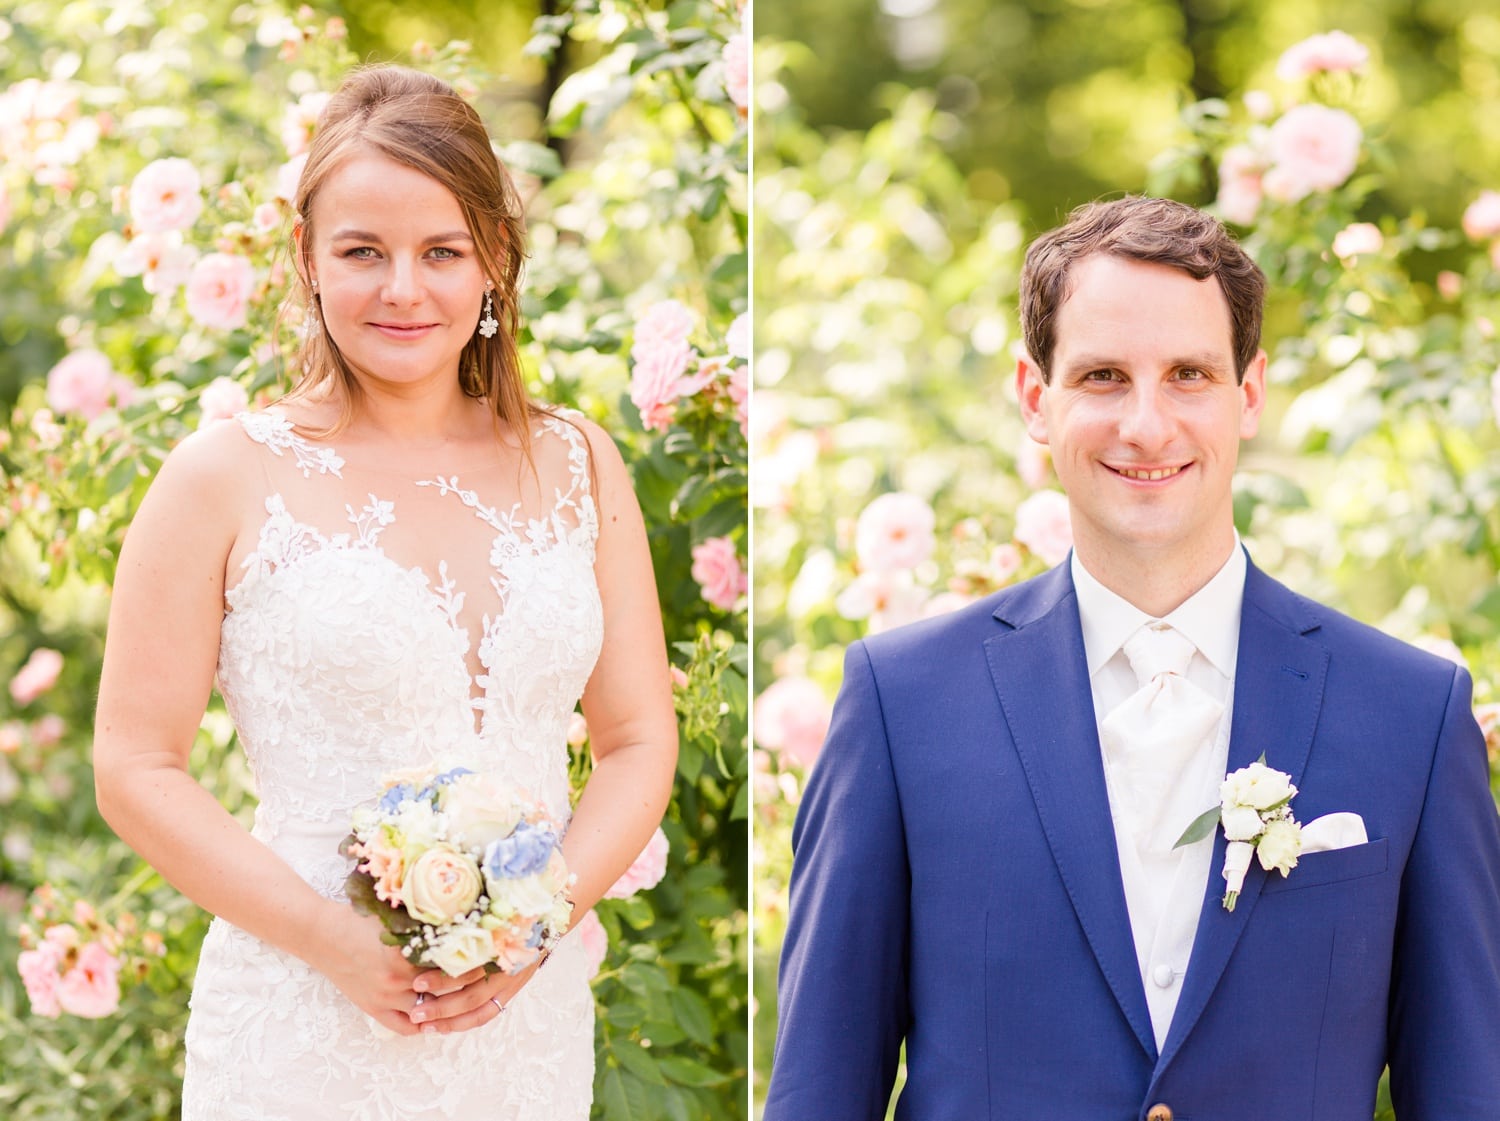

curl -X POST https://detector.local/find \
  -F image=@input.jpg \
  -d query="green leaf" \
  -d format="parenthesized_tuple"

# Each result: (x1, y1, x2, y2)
(1173, 806, 1222, 849)
(667, 987, 715, 1045)
(612, 1039, 667, 1084)
(656, 1054, 730, 1086)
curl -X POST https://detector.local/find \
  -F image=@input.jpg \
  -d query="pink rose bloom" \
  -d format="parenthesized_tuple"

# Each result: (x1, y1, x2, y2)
(115, 230, 199, 294)
(990, 542, 1024, 583)
(186, 253, 255, 330)
(723, 33, 749, 113)
(252, 202, 282, 233)
(835, 570, 930, 633)
(46, 350, 119, 419)
(17, 939, 63, 1018)
(630, 346, 691, 432)
(197, 377, 249, 428)
(690, 536, 747, 610)
(280, 91, 331, 157)
(564, 714, 588, 750)
(632, 299, 696, 359)
(1242, 90, 1275, 121)
(1276, 30, 1369, 81)
(1332, 222, 1383, 262)
(753, 675, 832, 770)
(275, 152, 308, 202)
(604, 827, 669, 899)
(1462, 191, 1500, 241)
(1216, 144, 1265, 226)
(128, 158, 203, 234)
(1437, 271, 1463, 300)
(575, 909, 607, 979)
(1264, 105, 1362, 201)
(728, 364, 749, 436)
(1017, 437, 1051, 489)
(56, 941, 122, 1019)
(855, 492, 936, 573)
(31, 714, 65, 747)
(1013, 490, 1073, 566)
(726, 312, 749, 360)
(10, 647, 63, 705)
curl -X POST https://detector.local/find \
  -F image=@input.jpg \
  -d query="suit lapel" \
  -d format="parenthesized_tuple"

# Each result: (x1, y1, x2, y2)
(1154, 562, 1329, 1070)
(985, 565, 1157, 1060)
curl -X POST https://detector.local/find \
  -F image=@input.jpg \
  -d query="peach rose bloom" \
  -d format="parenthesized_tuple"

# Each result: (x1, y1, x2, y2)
(1332, 222, 1382, 262)
(403, 845, 483, 925)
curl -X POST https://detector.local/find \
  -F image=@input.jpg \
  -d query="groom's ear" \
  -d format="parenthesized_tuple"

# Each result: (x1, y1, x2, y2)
(1016, 351, 1050, 444)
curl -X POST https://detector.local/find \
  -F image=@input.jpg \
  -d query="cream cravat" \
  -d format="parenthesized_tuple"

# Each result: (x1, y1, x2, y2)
(1099, 623, 1224, 854)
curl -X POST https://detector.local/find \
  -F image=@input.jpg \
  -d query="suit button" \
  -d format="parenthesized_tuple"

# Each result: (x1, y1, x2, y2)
(1146, 1106, 1173, 1121)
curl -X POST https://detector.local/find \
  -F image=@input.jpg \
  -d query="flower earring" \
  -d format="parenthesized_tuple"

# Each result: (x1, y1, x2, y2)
(478, 282, 498, 339)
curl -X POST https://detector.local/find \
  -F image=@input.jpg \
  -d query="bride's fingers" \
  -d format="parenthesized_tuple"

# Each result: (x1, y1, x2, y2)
(411, 964, 484, 997)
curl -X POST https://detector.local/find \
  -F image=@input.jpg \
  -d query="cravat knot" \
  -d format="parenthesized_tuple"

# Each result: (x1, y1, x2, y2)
(1121, 623, 1196, 688)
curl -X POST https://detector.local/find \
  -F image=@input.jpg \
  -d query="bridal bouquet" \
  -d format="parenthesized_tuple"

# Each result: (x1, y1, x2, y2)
(340, 766, 574, 976)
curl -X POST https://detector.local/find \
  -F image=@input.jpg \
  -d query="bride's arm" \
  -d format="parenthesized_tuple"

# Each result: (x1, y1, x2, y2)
(412, 417, 679, 1033)
(93, 426, 427, 1036)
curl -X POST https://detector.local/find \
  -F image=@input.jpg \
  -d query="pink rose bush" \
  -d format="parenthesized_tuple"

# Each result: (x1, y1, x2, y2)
(753, 675, 833, 770)
(280, 91, 331, 157)
(604, 827, 669, 899)
(45, 350, 134, 420)
(723, 32, 749, 114)
(1216, 144, 1265, 226)
(128, 158, 204, 234)
(691, 536, 748, 610)
(854, 492, 936, 573)
(10, 647, 63, 705)
(1013, 490, 1074, 566)
(14, 887, 167, 1020)
(1275, 31, 1369, 81)
(1462, 191, 1500, 242)
(185, 252, 255, 330)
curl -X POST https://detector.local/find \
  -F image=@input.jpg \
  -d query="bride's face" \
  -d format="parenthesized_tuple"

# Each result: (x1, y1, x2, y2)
(305, 152, 487, 392)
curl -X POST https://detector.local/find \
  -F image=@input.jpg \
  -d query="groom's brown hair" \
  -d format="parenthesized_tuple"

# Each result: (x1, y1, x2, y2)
(1020, 196, 1267, 384)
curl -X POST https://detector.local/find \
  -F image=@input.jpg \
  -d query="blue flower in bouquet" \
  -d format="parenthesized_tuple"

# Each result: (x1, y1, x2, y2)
(377, 781, 420, 814)
(483, 822, 558, 879)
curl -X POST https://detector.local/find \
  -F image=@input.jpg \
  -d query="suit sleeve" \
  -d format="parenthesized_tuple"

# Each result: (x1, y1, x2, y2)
(763, 640, 911, 1121)
(1388, 665, 1500, 1116)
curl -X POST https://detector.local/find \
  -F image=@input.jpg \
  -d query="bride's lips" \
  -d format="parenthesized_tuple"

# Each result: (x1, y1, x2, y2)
(370, 322, 439, 339)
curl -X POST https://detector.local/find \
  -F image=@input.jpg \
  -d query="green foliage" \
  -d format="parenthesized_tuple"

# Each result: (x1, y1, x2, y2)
(0, 1, 746, 1117)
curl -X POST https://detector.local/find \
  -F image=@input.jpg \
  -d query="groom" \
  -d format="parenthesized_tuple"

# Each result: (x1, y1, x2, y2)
(764, 197, 1500, 1120)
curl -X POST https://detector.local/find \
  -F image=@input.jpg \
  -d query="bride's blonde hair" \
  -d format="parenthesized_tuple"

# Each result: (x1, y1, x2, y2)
(285, 65, 538, 448)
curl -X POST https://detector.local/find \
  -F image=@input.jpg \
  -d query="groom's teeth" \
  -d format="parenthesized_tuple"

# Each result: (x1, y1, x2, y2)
(1118, 466, 1182, 481)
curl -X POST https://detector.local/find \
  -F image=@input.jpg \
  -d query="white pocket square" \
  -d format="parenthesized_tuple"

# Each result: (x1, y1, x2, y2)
(1300, 812, 1368, 854)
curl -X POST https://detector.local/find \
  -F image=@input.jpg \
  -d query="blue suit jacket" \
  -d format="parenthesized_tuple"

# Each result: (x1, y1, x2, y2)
(765, 559, 1500, 1121)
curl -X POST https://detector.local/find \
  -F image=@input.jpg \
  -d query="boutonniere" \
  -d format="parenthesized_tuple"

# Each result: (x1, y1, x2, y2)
(1175, 756, 1303, 911)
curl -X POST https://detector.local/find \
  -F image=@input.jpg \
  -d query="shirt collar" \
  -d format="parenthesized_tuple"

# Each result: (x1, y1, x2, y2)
(1071, 536, 1247, 679)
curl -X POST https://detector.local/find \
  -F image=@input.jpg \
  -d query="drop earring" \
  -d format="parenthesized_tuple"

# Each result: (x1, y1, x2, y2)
(305, 278, 320, 342)
(478, 283, 498, 338)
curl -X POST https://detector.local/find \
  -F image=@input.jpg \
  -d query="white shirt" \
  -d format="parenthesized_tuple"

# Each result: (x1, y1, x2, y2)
(1071, 541, 1246, 1052)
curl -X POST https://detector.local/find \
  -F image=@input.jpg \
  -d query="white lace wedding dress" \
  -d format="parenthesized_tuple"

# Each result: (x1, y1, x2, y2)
(181, 408, 603, 1119)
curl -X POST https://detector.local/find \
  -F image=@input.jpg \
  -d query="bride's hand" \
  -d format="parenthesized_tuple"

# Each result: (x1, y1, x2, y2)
(311, 907, 426, 1036)
(405, 957, 543, 1035)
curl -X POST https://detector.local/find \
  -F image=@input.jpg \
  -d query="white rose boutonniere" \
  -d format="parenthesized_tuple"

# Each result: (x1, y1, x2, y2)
(1176, 755, 1302, 911)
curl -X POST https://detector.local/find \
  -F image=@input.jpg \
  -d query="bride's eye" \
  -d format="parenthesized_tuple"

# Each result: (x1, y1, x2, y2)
(428, 246, 462, 260)
(340, 246, 379, 260)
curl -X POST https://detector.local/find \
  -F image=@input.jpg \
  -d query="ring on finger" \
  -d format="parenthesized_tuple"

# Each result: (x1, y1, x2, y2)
(490, 996, 504, 1014)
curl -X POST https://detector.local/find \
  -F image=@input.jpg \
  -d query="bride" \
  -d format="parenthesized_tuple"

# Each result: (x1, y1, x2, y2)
(92, 66, 678, 1118)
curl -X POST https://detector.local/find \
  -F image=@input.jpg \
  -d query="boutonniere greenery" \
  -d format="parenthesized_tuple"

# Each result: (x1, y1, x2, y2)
(1175, 755, 1302, 911)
